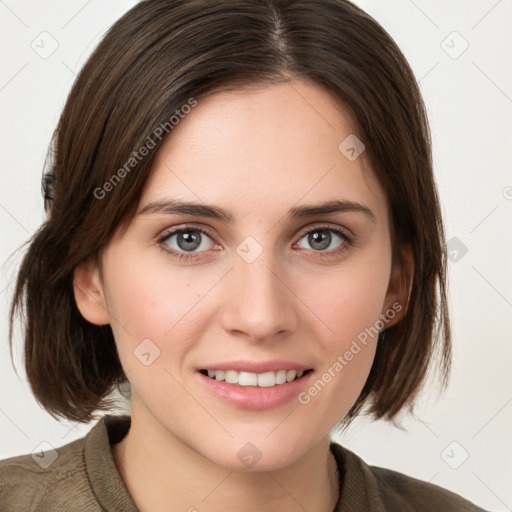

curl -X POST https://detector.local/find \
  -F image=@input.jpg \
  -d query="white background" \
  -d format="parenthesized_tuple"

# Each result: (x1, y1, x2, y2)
(0, 1, 511, 510)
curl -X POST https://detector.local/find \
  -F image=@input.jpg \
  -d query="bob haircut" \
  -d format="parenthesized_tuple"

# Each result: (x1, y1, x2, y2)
(9, 0, 451, 424)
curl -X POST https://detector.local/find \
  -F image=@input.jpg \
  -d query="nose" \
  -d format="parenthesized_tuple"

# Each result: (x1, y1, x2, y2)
(220, 250, 299, 343)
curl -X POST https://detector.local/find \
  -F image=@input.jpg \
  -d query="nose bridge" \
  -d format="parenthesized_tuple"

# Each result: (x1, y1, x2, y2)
(221, 240, 297, 341)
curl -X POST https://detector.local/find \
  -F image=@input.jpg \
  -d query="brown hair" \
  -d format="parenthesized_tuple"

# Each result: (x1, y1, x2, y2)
(9, 0, 451, 423)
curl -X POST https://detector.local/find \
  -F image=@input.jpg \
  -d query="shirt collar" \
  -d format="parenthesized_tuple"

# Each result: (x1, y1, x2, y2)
(84, 414, 139, 512)
(84, 414, 384, 512)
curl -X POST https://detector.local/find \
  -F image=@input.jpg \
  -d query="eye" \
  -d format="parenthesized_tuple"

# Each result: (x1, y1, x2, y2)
(157, 226, 216, 260)
(157, 224, 353, 262)
(295, 225, 352, 257)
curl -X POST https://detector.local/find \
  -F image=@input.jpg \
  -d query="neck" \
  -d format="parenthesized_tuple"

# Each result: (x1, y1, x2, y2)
(112, 401, 341, 512)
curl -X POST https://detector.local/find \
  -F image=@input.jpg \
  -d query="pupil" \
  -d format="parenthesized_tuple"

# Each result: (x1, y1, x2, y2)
(178, 231, 200, 251)
(310, 230, 330, 250)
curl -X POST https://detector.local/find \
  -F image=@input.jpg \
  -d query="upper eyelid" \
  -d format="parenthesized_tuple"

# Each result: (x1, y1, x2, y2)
(158, 223, 351, 245)
(296, 224, 351, 239)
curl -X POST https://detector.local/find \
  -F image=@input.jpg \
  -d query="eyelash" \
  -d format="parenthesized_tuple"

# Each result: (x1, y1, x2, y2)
(156, 224, 353, 262)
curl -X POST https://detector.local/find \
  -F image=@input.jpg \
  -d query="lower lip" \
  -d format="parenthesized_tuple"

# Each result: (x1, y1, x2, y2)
(197, 371, 315, 410)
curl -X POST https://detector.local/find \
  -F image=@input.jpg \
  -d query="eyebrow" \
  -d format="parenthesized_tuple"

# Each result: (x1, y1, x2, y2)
(139, 198, 376, 223)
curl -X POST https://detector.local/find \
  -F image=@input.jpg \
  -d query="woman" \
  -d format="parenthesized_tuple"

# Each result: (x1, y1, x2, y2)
(0, 0, 488, 510)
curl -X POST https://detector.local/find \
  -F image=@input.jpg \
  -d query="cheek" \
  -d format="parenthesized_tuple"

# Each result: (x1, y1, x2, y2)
(102, 252, 220, 374)
(102, 246, 206, 334)
(306, 253, 391, 348)
(293, 251, 391, 417)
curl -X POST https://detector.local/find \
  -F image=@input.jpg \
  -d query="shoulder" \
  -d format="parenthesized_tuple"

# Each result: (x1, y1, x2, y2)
(0, 430, 101, 511)
(370, 464, 488, 511)
(330, 442, 490, 512)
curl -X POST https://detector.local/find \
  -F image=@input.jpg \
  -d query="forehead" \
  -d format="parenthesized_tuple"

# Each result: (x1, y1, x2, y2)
(138, 80, 388, 224)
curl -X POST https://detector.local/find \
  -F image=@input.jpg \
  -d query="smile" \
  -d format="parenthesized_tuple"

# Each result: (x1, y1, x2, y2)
(199, 369, 313, 387)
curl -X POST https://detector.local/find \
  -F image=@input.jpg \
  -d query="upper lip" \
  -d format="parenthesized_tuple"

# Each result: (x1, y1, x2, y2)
(199, 360, 313, 373)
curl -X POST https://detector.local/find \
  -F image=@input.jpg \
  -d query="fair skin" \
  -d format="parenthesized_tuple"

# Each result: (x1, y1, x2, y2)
(74, 79, 412, 512)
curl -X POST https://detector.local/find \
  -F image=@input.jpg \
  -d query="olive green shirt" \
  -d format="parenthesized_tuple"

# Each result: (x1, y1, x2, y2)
(0, 415, 488, 511)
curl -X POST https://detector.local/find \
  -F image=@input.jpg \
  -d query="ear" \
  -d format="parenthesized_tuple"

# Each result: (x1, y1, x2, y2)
(381, 244, 414, 328)
(73, 257, 110, 326)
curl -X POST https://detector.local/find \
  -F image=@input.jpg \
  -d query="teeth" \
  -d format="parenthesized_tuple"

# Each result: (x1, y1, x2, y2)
(239, 371, 258, 386)
(275, 369, 287, 385)
(225, 370, 238, 384)
(286, 370, 297, 382)
(204, 369, 308, 387)
(257, 372, 275, 387)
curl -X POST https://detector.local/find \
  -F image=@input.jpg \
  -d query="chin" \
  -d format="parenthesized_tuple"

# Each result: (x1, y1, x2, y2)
(197, 436, 309, 473)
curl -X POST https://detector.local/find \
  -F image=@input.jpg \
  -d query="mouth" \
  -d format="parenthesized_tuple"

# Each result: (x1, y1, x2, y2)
(197, 364, 316, 410)
(199, 368, 314, 388)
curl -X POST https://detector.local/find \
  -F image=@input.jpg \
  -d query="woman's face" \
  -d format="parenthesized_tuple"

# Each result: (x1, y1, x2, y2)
(77, 79, 406, 470)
